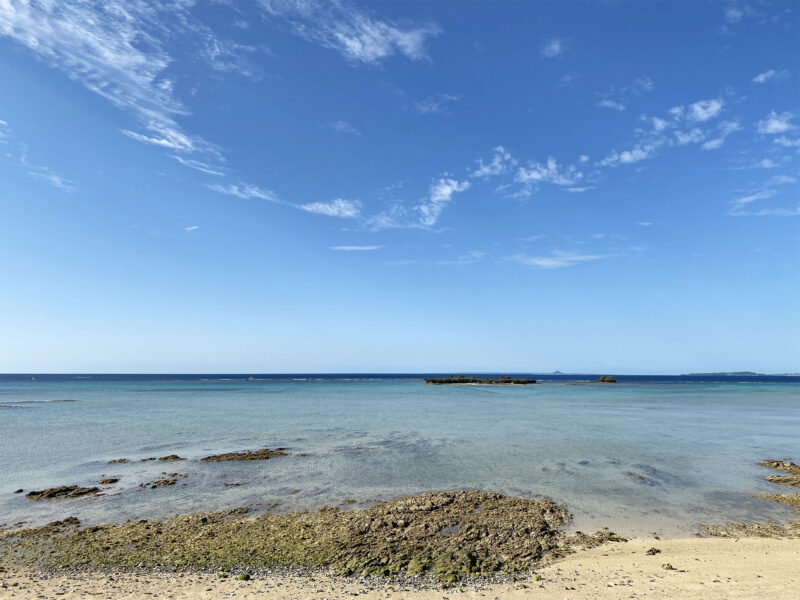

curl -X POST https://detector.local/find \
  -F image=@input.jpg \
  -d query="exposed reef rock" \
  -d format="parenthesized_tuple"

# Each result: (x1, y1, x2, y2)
(107, 458, 128, 464)
(25, 486, 100, 501)
(98, 479, 118, 485)
(0, 491, 621, 581)
(201, 448, 289, 462)
(157, 455, 184, 462)
(598, 376, 617, 383)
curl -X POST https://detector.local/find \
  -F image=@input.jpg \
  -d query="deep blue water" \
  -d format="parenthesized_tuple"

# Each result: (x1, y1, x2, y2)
(1, 374, 798, 536)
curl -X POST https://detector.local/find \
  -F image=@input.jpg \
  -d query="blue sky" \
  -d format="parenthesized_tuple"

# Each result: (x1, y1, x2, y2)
(0, 1, 798, 373)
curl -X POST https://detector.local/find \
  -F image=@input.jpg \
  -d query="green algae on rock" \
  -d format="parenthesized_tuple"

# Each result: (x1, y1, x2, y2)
(0, 491, 610, 581)
(157, 455, 184, 462)
(25, 486, 100, 501)
(201, 448, 289, 462)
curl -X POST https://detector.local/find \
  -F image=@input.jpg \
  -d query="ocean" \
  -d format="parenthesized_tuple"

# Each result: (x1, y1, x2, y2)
(1, 374, 798, 537)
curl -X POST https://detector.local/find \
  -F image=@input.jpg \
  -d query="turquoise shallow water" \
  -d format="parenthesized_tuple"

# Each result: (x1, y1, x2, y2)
(1, 377, 799, 536)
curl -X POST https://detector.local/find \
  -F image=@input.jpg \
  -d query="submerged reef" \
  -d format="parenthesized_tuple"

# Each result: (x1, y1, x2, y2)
(0, 491, 619, 581)
(699, 459, 800, 538)
(424, 376, 536, 385)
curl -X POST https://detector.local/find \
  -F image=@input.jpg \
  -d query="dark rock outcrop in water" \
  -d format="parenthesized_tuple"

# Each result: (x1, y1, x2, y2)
(98, 479, 118, 485)
(201, 448, 289, 462)
(157, 455, 184, 462)
(598, 376, 617, 383)
(25, 486, 100, 501)
(425, 376, 536, 385)
(0, 491, 622, 581)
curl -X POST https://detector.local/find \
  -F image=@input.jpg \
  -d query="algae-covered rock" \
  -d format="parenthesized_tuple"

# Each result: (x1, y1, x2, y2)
(25, 486, 100, 501)
(598, 376, 617, 383)
(98, 479, 119, 485)
(158, 455, 184, 462)
(0, 491, 595, 581)
(201, 448, 289, 462)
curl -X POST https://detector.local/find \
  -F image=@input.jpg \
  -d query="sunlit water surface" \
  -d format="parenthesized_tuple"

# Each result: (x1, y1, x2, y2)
(1, 375, 798, 537)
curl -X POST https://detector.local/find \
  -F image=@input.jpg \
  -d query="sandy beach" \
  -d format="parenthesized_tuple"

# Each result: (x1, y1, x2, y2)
(2, 537, 798, 599)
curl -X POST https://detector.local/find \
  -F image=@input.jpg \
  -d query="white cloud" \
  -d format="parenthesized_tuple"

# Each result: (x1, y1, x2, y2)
(753, 70, 774, 83)
(331, 245, 381, 251)
(724, 6, 747, 23)
(638, 221, 653, 227)
(516, 157, 581, 186)
(674, 128, 705, 146)
(472, 146, 517, 178)
(0, 1, 222, 159)
(729, 173, 799, 216)
(558, 71, 578, 87)
(415, 177, 470, 227)
(578, 154, 590, 163)
(597, 99, 627, 111)
(774, 136, 800, 148)
(329, 120, 361, 135)
(437, 250, 485, 266)
(413, 93, 461, 115)
(652, 117, 669, 132)
(687, 99, 724, 122)
(19, 146, 75, 192)
(540, 38, 563, 58)
(566, 186, 594, 193)
(299, 199, 362, 218)
(208, 183, 280, 203)
(701, 120, 742, 150)
(260, 0, 441, 64)
(171, 156, 225, 176)
(757, 69, 789, 84)
(598, 145, 655, 167)
(508, 250, 608, 269)
(757, 111, 795, 135)
(596, 76, 654, 111)
(185, 225, 199, 232)
(753, 158, 779, 169)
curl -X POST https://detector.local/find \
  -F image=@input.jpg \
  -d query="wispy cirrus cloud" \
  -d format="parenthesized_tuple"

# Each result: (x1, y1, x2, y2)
(0, 119, 76, 192)
(412, 93, 461, 115)
(300, 199, 362, 218)
(596, 76, 654, 111)
(20, 146, 76, 192)
(415, 177, 470, 227)
(702, 120, 742, 150)
(328, 120, 361, 136)
(507, 250, 609, 269)
(259, 0, 440, 64)
(471, 146, 517, 179)
(436, 250, 485, 266)
(729, 174, 799, 216)
(753, 69, 788, 84)
(185, 225, 199, 232)
(171, 156, 226, 176)
(331, 245, 381, 251)
(207, 182, 281, 203)
(0, 1, 224, 162)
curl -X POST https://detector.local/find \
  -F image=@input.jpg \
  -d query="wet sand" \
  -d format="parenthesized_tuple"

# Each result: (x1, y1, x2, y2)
(2, 537, 798, 599)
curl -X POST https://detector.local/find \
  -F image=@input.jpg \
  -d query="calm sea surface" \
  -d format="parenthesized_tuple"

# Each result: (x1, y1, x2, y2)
(1, 374, 799, 537)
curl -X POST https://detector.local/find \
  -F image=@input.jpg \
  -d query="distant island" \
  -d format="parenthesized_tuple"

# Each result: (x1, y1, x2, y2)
(685, 372, 764, 376)
(425, 376, 537, 385)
